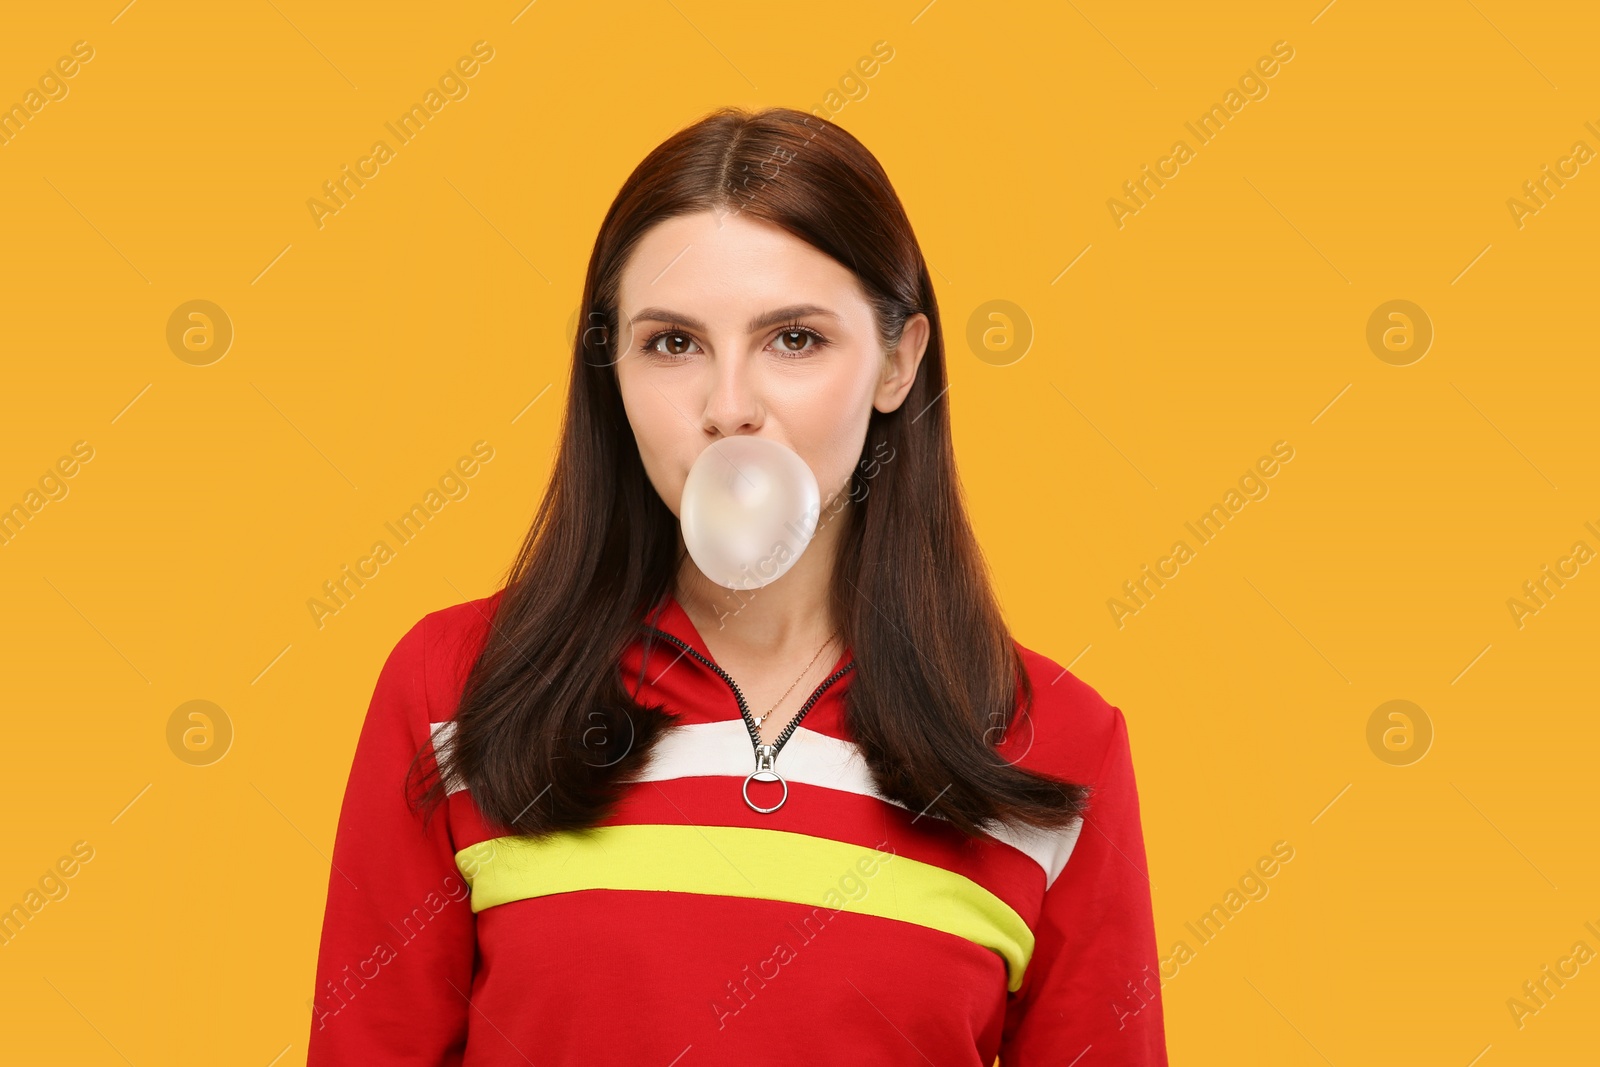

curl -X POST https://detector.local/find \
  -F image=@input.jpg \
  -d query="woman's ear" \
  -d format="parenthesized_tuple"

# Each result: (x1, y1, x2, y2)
(873, 312, 931, 414)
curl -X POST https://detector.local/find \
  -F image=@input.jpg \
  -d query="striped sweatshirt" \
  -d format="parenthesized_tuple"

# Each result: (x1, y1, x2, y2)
(306, 589, 1168, 1065)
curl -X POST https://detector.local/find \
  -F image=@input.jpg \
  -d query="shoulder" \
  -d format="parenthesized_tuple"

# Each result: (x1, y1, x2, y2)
(382, 588, 506, 726)
(1004, 638, 1130, 786)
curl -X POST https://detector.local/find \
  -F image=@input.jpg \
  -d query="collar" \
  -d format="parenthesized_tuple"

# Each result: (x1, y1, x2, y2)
(627, 591, 857, 732)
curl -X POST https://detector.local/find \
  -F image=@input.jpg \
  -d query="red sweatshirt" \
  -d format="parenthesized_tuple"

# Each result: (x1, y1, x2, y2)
(307, 589, 1168, 1065)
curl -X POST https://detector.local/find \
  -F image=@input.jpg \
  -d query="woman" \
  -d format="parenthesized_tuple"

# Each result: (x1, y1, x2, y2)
(307, 106, 1167, 1066)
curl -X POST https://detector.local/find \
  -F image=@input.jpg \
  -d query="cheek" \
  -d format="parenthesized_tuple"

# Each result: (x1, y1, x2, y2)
(618, 374, 692, 514)
(777, 368, 877, 498)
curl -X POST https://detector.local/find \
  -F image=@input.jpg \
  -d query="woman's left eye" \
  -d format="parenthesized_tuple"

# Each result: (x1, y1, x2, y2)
(771, 327, 827, 355)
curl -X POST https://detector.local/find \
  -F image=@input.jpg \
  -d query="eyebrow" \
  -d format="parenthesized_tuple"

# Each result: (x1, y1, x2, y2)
(627, 304, 839, 334)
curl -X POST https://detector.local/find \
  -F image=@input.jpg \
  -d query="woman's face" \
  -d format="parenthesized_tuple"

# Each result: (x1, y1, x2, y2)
(612, 208, 928, 518)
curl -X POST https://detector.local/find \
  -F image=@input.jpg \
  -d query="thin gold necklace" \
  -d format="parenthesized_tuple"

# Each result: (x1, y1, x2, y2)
(751, 629, 839, 732)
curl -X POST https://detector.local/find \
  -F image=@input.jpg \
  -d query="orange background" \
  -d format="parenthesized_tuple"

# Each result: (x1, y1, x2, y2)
(1, 1, 1596, 1063)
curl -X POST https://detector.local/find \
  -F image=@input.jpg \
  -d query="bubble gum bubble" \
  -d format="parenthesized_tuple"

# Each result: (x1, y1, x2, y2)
(680, 436, 819, 590)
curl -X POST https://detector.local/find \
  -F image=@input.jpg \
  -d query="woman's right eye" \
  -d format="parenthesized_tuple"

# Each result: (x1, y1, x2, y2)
(641, 331, 700, 358)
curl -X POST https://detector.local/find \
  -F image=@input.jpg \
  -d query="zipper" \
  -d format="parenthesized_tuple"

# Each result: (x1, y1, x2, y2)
(640, 624, 855, 813)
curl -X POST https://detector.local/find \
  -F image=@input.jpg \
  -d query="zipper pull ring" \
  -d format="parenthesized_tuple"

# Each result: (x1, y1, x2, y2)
(743, 743, 788, 814)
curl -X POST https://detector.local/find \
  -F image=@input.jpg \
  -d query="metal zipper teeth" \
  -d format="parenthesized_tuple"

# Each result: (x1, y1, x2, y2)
(640, 625, 856, 760)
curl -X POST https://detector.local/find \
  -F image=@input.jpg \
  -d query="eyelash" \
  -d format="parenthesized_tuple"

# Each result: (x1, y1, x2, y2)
(637, 321, 830, 360)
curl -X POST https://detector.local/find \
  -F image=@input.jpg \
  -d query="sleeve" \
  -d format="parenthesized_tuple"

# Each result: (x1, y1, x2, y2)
(997, 706, 1168, 1066)
(306, 616, 477, 1066)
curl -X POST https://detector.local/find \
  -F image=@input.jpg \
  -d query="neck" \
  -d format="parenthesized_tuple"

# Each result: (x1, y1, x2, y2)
(672, 500, 846, 657)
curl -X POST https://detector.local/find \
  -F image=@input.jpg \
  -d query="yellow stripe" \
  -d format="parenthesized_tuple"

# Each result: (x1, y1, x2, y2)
(455, 824, 1035, 992)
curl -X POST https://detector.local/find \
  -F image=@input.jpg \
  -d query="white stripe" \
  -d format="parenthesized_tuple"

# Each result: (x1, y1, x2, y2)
(431, 718, 1082, 889)
(429, 720, 468, 795)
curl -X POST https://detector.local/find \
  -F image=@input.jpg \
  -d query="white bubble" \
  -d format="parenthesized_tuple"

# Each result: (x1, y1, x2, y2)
(681, 436, 820, 590)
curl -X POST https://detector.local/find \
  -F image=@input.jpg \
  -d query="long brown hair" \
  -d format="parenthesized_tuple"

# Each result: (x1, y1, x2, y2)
(407, 105, 1091, 840)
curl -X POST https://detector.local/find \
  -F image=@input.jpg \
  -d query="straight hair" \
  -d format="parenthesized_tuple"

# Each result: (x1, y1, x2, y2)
(408, 105, 1092, 840)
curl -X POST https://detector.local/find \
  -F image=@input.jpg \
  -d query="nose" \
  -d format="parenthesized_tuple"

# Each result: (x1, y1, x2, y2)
(700, 351, 762, 438)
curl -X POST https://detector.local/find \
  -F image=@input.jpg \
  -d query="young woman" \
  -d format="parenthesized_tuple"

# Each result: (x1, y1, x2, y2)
(307, 106, 1167, 1066)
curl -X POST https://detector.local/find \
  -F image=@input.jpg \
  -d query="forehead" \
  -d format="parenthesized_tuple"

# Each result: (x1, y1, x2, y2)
(616, 210, 866, 317)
